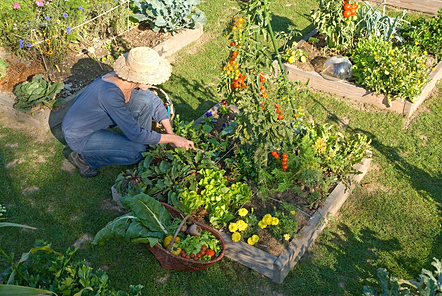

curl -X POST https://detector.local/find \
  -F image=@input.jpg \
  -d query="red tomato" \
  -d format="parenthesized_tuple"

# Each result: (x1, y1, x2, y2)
(344, 3, 351, 10)
(274, 154, 280, 159)
(282, 165, 288, 170)
(350, 8, 356, 15)
(276, 109, 281, 114)
(206, 249, 215, 260)
(281, 160, 287, 166)
(260, 87, 266, 93)
(202, 246, 207, 251)
(274, 104, 280, 109)
(343, 10, 351, 18)
(230, 41, 236, 47)
(232, 51, 238, 57)
(278, 114, 284, 120)
(272, 150, 277, 155)
(282, 153, 288, 158)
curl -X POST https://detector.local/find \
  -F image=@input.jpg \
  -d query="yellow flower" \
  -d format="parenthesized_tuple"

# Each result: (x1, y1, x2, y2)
(45, 39, 51, 44)
(262, 214, 273, 225)
(232, 232, 241, 242)
(236, 220, 248, 232)
(238, 208, 248, 217)
(284, 234, 290, 241)
(415, 41, 419, 45)
(424, 50, 428, 55)
(229, 222, 238, 233)
(389, 49, 394, 55)
(290, 210, 296, 215)
(258, 220, 267, 229)
(247, 235, 260, 245)
(432, 67, 436, 71)
(247, 237, 256, 245)
(271, 217, 279, 226)
(46, 50, 53, 55)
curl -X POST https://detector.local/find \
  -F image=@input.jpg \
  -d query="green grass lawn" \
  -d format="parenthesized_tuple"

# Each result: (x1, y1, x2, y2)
(1, 0, 442, 295)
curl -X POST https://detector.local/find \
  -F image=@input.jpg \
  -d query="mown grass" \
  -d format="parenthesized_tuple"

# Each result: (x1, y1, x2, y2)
(1, 0, 442, 295)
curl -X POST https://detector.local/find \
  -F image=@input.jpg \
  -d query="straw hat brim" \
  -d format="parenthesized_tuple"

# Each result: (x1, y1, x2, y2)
(114, 53, 172, 85)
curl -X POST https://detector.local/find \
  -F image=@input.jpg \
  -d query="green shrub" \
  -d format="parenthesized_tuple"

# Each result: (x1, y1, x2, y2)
(401, 8, 442, 62)
(13, 74, 64, 112)
(1, 240, 143, 296)
(350, 35, 432, 104)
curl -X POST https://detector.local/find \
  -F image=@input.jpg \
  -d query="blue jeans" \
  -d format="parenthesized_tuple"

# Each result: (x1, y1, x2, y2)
(80, 89, 155, 169)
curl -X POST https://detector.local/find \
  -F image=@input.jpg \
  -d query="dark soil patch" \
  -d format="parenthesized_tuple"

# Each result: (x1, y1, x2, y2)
(0, 23, 170, 97)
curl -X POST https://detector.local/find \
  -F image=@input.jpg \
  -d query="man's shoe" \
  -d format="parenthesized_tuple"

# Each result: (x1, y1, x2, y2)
(69, 152, 99, 178)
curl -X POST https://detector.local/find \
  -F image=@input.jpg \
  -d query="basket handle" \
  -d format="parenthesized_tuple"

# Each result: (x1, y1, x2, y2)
(167, 214, 190, 253)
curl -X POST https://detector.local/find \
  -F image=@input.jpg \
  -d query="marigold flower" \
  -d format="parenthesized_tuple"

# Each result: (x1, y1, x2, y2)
(238, 208, 248, 217)
(13, 2, 20, 9)
(262, 214, 273, 225)
(229, 222, 237, 233)
(271, 217, 279, 226)
(236, 220, 248, 232)
(258, 220, 267, 229)
(247, 236, 259, 245)
(284, 234, 290, 241)
(231, 232, 241, 242)
(251, 234, 259, 243)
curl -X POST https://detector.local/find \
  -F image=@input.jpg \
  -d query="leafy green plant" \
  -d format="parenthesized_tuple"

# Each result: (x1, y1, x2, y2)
(131, 0, 207, 35)
(93, 193, 179, 247)
(13, 74, 64, 112)
(0, 58, 8, 79)
(1, 240, 143, 296)
(350, 35, 433, 104)
(310, 0, 357, 50)
(356, 1, 408, 42)
(363, 257, 442, 296)
(401, 8, 442, 61)
(180, 168, 253, 227)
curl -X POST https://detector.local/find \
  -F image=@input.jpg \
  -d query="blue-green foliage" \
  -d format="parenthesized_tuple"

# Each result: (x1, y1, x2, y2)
(363, 257, 442, 296)
(13, 74, 64, 112)
(132, 0, 207, 35)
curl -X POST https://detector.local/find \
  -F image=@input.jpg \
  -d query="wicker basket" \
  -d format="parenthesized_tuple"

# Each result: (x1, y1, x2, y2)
(146, 202, 225, 272)
(149, 86, 175, 133)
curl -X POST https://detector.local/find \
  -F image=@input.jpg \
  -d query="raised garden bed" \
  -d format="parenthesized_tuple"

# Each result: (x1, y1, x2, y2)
(0, 25, 203, 132)
(282, 29, 442, 118)
(218, 158, 370, 283)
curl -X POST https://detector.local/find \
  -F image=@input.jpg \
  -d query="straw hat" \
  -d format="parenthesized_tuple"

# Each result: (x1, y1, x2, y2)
(114, 47, 172, 85)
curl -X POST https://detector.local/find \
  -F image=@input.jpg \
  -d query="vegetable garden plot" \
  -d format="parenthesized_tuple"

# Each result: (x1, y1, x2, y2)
(282, 29, 442, 118)
(282, 1, 442, 118)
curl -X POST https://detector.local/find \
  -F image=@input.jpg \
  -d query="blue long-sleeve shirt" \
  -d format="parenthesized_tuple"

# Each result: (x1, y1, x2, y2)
(62, 74, 169, 153)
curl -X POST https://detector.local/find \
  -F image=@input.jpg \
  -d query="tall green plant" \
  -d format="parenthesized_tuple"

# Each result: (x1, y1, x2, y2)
(356, 1, 408, 42)
(310, 0, 357, 50)
(131, 0, 207, 35)
(217, 0, 308, 165)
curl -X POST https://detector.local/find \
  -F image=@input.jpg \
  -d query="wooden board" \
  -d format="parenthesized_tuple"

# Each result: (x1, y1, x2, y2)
(218, 158, 371, 283)
(284, 29, 442, 117)
(382, 0, 442, 15)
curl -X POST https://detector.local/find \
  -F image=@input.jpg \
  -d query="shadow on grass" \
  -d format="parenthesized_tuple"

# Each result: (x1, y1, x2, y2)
(284, 224, 402, 295)
(307, 94, 442, 279)
(163, 73, 220, 121)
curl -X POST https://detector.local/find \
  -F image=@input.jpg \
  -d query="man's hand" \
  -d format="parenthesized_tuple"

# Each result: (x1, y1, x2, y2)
(159, 134, 196, 150)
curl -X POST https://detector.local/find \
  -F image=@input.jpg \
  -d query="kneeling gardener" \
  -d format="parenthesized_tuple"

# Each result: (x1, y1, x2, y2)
(62, 47, 195, 178)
